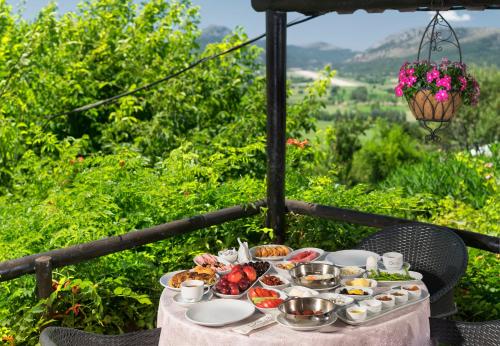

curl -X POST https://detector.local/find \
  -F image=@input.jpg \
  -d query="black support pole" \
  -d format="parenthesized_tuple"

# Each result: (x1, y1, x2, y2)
(266, 11, 287, 243)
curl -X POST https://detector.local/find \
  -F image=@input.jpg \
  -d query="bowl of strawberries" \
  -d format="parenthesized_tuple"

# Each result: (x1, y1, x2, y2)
(247, 287, 287, 313)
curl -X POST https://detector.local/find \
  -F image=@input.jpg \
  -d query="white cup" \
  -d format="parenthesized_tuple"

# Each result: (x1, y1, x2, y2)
(382, 252, 404, 271)
(181, 280, 205, 302)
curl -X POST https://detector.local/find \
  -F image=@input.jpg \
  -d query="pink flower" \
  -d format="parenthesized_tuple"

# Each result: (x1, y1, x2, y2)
(426, 69, 440, 83)
(436, 75, 452, 91)
(406, 68, 415, 75)
(458, 76, 467, 91)
(435, 89, 449, 102)
(394, 84, 404, 97)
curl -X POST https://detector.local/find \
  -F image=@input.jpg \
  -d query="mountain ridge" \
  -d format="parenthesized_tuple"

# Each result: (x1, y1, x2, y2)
(200, 25, 500, 77)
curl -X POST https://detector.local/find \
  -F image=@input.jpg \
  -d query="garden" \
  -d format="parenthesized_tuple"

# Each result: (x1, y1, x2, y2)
(0, 0, 498, 344)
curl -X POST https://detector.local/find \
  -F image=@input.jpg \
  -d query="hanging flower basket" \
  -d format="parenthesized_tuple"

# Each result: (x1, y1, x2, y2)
(408, 89, 462, 122)
(395, 59, 479, 129)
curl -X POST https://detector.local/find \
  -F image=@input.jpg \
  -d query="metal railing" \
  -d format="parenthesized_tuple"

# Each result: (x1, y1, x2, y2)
(0, 199, 498, 299)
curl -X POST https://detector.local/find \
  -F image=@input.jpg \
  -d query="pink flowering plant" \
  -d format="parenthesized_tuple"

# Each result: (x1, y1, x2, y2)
(395, 58, 480, 105)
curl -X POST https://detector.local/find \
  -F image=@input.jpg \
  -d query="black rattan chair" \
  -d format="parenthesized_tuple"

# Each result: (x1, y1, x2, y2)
(357, 223, 468, 317)
(430, 317, 500, 346)
(39, 327, 161, 346)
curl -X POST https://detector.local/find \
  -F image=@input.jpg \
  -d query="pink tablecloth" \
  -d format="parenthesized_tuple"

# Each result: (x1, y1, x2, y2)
(156, 286, 431, 346)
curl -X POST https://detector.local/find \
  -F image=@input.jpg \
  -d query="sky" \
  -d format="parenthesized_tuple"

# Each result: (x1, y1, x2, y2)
(6, 1, 500, 51)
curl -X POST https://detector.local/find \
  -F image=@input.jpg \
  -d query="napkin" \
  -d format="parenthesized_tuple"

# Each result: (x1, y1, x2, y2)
(237, 238, 251, 263)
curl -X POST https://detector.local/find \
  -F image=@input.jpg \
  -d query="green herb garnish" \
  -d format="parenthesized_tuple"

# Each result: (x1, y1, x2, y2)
(368, 268, 413, 281)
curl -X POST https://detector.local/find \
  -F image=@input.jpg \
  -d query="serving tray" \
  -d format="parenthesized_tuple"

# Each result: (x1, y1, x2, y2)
(336, 290, 429, 325)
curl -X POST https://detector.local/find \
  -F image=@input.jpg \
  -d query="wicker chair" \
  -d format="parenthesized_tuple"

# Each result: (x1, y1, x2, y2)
(357, 223, 467, 317)
(430, 318, 500, 346)
(39, 327, 161, 346)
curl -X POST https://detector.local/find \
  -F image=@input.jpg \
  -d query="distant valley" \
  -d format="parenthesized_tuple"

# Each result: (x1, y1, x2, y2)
(201, 25, 500, 79)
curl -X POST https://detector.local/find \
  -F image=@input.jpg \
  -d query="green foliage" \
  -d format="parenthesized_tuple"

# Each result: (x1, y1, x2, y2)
(383, 149, 499, 208)
(350, 120, 423, 183)
(0, 0, 498, 344)
(443, 66, 500, 150)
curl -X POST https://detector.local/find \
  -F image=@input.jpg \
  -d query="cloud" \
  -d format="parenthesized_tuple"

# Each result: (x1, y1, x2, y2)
(430, 11, 471, 22)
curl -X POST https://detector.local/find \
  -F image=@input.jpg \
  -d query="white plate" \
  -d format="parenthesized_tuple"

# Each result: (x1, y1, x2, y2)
(247, 287, 288, 313)
(275, 313, 337, 331)
(326, 250, 380, 267)
(159, 270, 217, 292)
(341, 278, 377, 288)
(173, 291, 213, 307)
(282, 286, 319, 298)
(249, 245, 294, 261)
(318, 292, 355, 307)
(369, 271, 423, 286)
(378, 262, 411, 273)
(286, 248, 325, 263)
(193, 254, 233, 275)
(159, 270, 184, 291)
(259, 274, 290, 290)
(334, 286, 373, 300)
(185, 299, 255, 327)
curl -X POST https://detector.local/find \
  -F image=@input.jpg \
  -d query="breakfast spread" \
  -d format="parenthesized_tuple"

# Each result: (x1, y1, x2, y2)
(160, 246, 426, 330)
(254, 245, 291, 258)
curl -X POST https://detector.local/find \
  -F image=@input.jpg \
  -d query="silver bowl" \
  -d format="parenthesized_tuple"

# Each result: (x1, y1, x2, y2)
(289, 263, 340, 290)
(278, 297, 335, 323)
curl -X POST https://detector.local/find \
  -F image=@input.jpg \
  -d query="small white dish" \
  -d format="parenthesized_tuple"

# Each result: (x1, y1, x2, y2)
(283, 285, 319, 298)
(173, 291, 213, 307)
(402, 285, 422, 299)
(259, 274, 290, 290)
(218, 249, 238, 263)
(326, 250, 380, 267)
(382, 252, 404, 271)
(185, 299, 255, 327)
(358, 299, 382, 313)
(339, 266, 366, 279)
(346, 306, 368, 321)
(374, 294, 396, 309)
(275, 313, 337, 331)
(272, 261, 295, 278)
(248, 287, 287, 313)
(249, 244, 293, 261)
(318, 293, 354, 307)
(286, 248, 325, 263)
(389, 289, 409, 304)
(341, 278, 377, 288)
(335, 286, 373, 300)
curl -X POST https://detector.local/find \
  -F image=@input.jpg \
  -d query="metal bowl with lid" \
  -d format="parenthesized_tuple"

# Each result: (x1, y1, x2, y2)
(278, 297, 335, 323)
(289, 263, 341, 290)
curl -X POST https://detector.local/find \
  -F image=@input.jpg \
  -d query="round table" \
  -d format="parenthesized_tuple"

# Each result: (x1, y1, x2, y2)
(156, 285, 431, 346)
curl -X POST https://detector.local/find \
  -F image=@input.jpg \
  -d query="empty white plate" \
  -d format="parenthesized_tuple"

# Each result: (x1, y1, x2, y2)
(185, 299, 255, 327)
(326, 250, 380, 267)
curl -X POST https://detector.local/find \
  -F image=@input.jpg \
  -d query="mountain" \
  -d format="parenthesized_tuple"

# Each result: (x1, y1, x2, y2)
(287, 43, 357, 70)
(200, 25, 500, 77)
(343, 27, 500, 77)
(199, 25, 232, 48)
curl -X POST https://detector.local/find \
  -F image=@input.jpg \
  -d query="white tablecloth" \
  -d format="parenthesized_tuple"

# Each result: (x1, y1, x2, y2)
(157, 285, 431, 346)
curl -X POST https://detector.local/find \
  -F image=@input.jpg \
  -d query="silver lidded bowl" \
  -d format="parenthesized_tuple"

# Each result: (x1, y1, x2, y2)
(279, 297, 335, 323)
(289, 262, 340, 290)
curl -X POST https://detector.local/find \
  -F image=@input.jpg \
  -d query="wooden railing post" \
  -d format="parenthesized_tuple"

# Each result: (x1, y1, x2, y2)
(35, 256, 53, 299)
